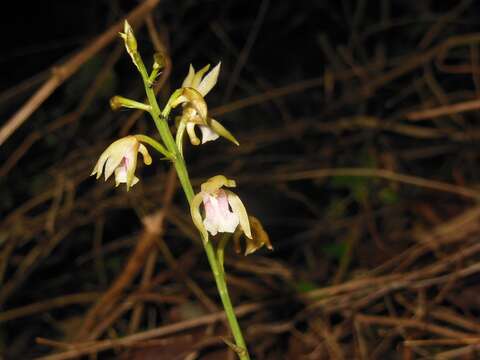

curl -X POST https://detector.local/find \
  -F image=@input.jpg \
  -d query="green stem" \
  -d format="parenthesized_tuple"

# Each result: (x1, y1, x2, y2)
(133, 134, 172, 159)
(136, 56, 250, 359)
(217, 233, 231, 272)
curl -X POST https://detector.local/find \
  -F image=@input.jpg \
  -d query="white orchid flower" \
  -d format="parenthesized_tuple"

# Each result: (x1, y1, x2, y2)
(91, 136, 152, 191)
(172, 63, 239, 146)
(190, 175, 251, 241)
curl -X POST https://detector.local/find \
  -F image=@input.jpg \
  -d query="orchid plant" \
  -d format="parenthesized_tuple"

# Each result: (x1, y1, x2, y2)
(91, 21, 272, 359)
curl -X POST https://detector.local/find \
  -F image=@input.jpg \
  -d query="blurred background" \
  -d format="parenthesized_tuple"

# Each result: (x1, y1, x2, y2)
(2, 0, 480, 358)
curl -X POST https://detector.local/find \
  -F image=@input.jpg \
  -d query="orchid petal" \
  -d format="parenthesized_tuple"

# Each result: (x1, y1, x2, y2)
(114, 165, 127, 186)
(181, 64, 195, 88)
(203, 190, 239, 235)
(114, 166, 139, 188)
(186, 122, 200, 145)
(244, 216, 272, 255)
(199, 124, 220, 144)
(104, 152, 123, 181)
(196, 62, 221, 97)
(226, 190, 252, 239)
(125, 147, 138, 190)
(191, 64, 210, 89)
(138, 144, 152, 165)
(91, 150, 109, 179)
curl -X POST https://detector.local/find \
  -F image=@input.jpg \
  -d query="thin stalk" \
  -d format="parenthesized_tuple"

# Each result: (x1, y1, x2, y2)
(217, 233, 231, 271)
(133, 134, 171, 159)
(136, 56, 250, 359)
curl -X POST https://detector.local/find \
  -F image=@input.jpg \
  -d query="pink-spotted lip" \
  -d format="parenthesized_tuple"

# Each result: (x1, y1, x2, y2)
(202, 189, 239, 236)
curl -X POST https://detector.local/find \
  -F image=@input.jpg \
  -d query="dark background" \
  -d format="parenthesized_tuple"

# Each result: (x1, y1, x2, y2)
(2, 1, 480, 359)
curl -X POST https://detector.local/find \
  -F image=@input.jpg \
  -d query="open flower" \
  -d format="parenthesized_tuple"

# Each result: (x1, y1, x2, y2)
(172, 63, 239, 146)
(190, 175, 251, 241)
(91, 136, 152, 191)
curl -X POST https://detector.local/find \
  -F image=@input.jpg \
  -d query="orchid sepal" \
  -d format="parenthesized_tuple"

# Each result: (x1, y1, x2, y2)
(190, 192, 208, 241)
(234, 216, 273, 256)
(225, 190, 251, 239)
(209, 119, 239, 146)
(182, 63, 221, 97)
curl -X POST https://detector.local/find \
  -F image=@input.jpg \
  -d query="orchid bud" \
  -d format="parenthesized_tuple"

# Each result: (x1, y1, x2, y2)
(119, 20, 141, 70)
(110, 95, 151, 112)
(153, 52, 166, 71)
(120, 21, 137, 54)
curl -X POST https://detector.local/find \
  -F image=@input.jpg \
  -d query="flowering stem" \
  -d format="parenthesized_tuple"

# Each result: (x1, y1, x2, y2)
(217, 233, 231, 271)
(136, 57, 250, 359)
(133, 134, 172, 159)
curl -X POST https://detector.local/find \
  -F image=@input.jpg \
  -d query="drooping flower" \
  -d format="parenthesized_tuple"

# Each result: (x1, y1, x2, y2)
(172, 63, 239, 146)
(190, 175, 251, 241)
(234, 216, 273, 256)
(91, 136, 152, 191)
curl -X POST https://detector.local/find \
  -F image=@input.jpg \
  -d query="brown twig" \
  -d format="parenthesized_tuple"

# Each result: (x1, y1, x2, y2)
(0, 43, 124, 178)
(75, 169, 177, 340)
(36, 302, 265, 360)
(0, 292, 100, 323)
(0, 0, 161, 146)
(356, 314, 472, 339)
(223, 0, 270, 101)
(406, 98, 480, 121)
(239, 167, 480, 200)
